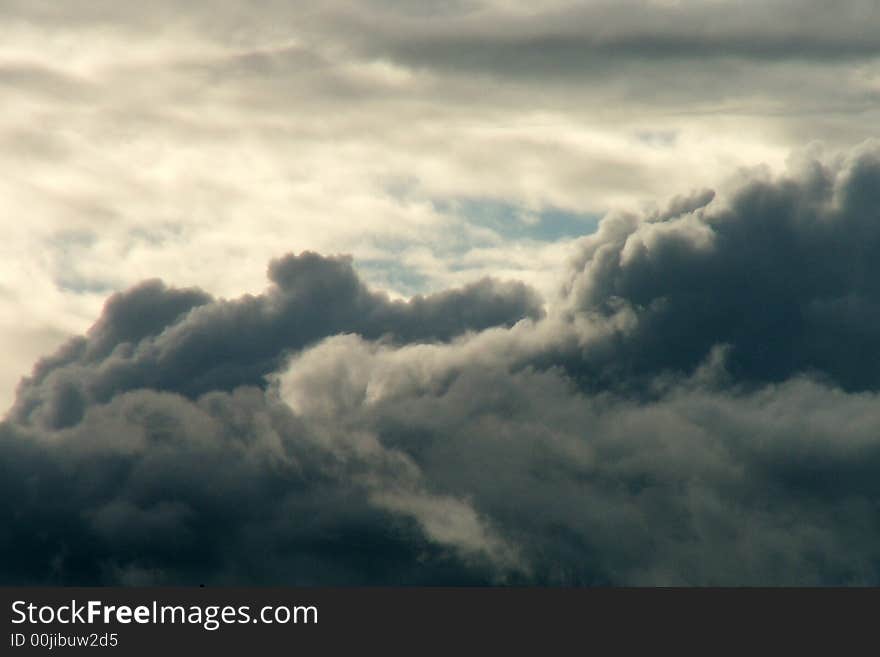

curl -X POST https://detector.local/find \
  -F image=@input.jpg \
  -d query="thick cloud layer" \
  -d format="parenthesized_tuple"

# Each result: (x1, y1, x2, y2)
(5, 143, 880, 584)
(0, 388, 517, 585)
(9, 251, 543, 430)
(340, 0, 880, 72)
(278, 337, 880, 585)
(560, 142, 880, 392)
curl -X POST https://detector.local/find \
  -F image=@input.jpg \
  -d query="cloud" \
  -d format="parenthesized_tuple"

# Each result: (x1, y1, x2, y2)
(277, 336, 880, 584)
(0, 387, 519, 585)
(5, 143, 880, 584)
(9, 251, 543, 430)
(560, 141, 880, 391)
(6, 0, 880, 420)
(371, 0, 880, 64)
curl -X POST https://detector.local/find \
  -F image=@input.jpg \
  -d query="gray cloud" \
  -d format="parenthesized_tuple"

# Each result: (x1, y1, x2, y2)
(279, 337, 880, 584)
(560, 141, 880, 392)
(9, 251, 543, 431)
(5, 141, 880, 584)
(314, 0, 880, 105)
(0, 387, 516, 585)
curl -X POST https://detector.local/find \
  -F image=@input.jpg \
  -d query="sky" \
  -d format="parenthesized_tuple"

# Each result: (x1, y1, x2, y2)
(2, 1, 880, 584)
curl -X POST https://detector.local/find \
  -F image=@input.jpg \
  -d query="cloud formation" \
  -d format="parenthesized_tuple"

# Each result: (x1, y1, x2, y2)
(3, 0, 880, 416)
(10, 251, 542, 430)
(558, 142, 880, 391)
(5, 143, 880, 584)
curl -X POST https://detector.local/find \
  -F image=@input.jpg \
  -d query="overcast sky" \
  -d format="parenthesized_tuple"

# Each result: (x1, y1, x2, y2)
(3, 0, 880, 412)
(3, 1, 880, 585)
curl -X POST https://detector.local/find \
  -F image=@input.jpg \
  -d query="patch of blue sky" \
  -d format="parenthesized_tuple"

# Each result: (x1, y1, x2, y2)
(46, 230, 114, 295)
(431, 198, 600, 243)
(360, 189, 601, 296)
(356, 258, 431, 297)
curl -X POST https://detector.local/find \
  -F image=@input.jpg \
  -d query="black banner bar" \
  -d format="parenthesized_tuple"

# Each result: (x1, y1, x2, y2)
(1, 587, 874, 654)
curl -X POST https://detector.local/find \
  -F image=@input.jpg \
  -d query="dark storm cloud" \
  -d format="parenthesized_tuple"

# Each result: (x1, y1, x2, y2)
(0, 388, 510, 585)
(9, 251, 543, 430)
(6, 143, 880, 584)
(273, 141, 880, 584)
(561, 142, 880, 392)
(280, 339, 880, 584)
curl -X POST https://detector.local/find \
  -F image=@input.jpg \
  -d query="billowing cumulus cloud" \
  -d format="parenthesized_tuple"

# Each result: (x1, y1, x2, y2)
(0, 388, 521, 585)
(9, 251, 543, 431)
(557, 141, 880, 392)
(5, 143, 880, 584)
